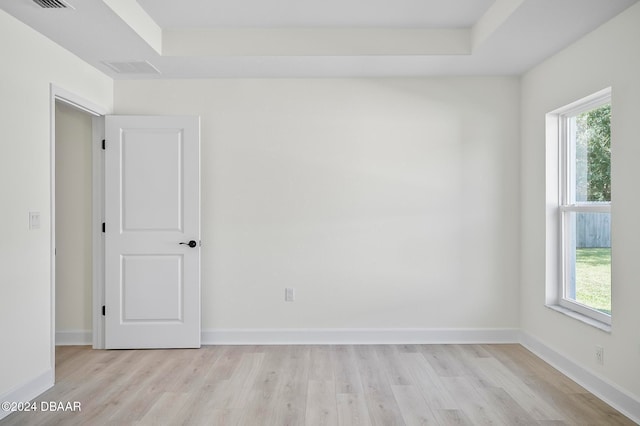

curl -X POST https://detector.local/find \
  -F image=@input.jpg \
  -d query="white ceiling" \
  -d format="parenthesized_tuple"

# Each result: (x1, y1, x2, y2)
(137, 0, 494, 28)
(0, 0, 637, 79)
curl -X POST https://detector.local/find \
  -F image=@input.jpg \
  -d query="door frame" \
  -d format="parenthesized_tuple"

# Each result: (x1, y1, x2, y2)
(50, 84, 108, 360)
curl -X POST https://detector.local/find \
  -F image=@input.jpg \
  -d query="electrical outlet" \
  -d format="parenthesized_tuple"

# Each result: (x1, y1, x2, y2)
(595, 345, 604, 365)
(285, 287, 295, 302)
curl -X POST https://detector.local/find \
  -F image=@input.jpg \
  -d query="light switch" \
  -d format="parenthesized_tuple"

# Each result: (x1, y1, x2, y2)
(29, 211, 40, 230)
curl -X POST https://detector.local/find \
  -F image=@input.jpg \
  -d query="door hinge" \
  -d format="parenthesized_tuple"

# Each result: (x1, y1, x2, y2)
(102, 222, 105, 233)
(102, 139, 106, 150)
(102, 305, 106, 316)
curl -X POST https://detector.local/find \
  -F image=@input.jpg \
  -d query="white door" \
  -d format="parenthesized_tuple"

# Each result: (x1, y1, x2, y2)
(104, 115, 200, 349)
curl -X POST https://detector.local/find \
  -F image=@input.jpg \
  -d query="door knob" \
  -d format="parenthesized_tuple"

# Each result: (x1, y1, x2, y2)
(180, 240, 197, 248)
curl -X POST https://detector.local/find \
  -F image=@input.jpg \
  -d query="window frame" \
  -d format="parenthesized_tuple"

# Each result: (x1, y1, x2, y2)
(549, 88, 612, 326)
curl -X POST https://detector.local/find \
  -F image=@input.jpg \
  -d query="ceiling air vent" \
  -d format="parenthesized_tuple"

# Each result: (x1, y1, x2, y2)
(102, 61, 161, 75)
(32, 0, 73, 8)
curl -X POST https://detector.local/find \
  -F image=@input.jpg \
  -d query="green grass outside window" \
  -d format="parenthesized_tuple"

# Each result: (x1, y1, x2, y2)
(575, 247, 611, 315)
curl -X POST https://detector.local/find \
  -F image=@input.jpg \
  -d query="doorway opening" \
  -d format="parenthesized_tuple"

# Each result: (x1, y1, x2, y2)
(50, 85, 107, 369)
(54, 101, 94, 346)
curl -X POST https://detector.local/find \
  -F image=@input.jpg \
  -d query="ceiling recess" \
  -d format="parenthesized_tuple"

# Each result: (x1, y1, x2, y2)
(32, 0, 73, 9)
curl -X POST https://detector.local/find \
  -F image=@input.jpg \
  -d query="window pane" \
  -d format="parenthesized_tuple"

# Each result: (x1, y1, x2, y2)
(574, 104, 611, 203)
(565, 211, 611, 315)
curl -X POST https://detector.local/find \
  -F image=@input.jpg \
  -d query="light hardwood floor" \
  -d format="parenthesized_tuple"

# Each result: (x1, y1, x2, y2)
(0, 344, 634, 425)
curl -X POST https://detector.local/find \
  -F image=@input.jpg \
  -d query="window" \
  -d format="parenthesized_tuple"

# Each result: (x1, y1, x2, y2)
(548, 88, 612, 326)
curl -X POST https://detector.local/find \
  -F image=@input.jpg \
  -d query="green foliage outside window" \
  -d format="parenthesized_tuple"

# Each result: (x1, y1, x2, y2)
(576, 104, 611, 202)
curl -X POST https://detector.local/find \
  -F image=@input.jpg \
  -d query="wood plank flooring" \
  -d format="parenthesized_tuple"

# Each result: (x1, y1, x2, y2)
(0, 344, 634, 425)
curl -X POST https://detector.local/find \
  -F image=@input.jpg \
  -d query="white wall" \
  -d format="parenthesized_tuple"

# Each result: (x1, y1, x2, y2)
(115, 77, 521, 333)
(0, 9, 112, 403)
(520, 2, 640, 402)
(55, 102, 93, 334)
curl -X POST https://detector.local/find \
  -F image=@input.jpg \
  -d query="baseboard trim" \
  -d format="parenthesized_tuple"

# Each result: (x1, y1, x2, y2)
(55, 330, 92, 346)
(201, 327, 520, 345)
(0, 369, 54, 421)
(55, 327, 522, 346)
(520, 332, 640, 424)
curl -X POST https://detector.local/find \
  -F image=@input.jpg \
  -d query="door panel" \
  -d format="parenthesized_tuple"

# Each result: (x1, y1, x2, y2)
(122, 129, 183, 231)
(121, 255, 183, 322)
(105, 115, 200, 349)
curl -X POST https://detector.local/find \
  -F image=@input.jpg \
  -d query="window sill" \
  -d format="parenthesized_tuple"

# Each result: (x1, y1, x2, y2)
(545, 304, 611, 333)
